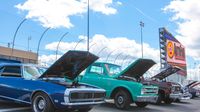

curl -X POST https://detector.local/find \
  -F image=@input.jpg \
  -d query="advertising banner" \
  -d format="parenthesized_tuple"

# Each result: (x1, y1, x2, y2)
(163, 30, 187, 76)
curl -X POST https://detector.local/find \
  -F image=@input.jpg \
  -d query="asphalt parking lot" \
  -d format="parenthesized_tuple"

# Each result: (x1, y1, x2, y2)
(0, 98, 200, 112)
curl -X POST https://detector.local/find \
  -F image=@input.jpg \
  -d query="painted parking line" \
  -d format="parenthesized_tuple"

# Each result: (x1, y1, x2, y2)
(0, 107, 31, 112)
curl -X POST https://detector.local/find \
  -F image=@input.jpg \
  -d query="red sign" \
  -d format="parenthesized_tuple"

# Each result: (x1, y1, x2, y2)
(166, 40, 187, 76)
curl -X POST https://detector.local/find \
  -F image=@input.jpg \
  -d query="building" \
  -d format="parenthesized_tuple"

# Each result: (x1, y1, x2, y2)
(0, 46, 37, 64)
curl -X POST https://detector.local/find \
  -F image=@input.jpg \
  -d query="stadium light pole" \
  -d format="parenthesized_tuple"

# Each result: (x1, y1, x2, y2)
(55, 32, 69, 60)
(11, 18, 27, 57)
(140, 21, 144, 58)
(28, 36, 31, 51)
(87, 0, 90, 52)
(36, 27, 50, 63)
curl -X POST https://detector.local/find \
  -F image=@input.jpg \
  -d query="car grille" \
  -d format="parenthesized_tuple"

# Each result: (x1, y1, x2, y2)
(171, 85, 181, 93)
(142, 87, 158, 94)
(69, 92, 105, 103)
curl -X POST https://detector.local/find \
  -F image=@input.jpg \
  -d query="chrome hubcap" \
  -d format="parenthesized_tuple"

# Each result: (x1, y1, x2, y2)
(118, 96, 124, 104)
(33, 95, 46, 112)
(38, 99, 45, 110)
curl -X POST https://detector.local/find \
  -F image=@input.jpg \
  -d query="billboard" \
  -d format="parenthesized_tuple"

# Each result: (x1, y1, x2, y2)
(159, 28, 187, 76)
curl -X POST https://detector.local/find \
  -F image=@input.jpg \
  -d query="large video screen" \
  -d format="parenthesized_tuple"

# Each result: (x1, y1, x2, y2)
(163, 30, 187, 76)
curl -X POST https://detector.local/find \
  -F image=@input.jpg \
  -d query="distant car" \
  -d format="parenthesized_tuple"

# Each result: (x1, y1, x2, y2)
(174, 83, 192, 102)
(0, 51, 105, 112)
(187, 81, 200, 98)
(142, 66, 182, 104)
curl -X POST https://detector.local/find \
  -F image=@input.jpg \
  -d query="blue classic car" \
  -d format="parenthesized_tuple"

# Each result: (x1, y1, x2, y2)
(0, 51, 105, 112)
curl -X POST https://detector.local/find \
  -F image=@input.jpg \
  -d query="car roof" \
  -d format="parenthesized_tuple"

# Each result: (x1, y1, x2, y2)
(94, 62, 121, 67)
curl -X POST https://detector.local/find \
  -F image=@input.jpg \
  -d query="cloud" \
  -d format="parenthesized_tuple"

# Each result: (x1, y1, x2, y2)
(116, 1, 122, 6)
(15, 0, 118, 28)
(163, 0, 200, 60)
(43, 34, 159, 66)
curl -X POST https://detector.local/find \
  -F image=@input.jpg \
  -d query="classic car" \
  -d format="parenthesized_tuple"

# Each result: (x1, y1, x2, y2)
(187, 81, 200, 98)
(142, 66, 182, 104)
(80, 59, 158, 109)
(0, 51, 105, 112)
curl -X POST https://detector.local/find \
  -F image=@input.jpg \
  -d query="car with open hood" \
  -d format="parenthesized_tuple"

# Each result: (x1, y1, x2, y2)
(187, 81, 200, 98)
(142, 66, 183, 104)
(0, 51, 105, 112)
(79, 58, 158, 109)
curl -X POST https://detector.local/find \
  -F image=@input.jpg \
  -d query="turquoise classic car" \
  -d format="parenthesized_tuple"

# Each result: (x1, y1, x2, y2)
(80, 59, 158, 109)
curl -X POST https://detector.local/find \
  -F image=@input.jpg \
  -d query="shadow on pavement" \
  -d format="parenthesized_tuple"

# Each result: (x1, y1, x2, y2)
(100, 103, 162, 112)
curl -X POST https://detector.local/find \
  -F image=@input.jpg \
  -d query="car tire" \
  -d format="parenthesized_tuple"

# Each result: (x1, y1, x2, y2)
(32, 92, 55, 112)
(77, 107, 92, 112)
(156, 93, 162, 104)
(135, 102, 148, 108)
(164, 97, 173, 104)
(114, 90, 131, 110)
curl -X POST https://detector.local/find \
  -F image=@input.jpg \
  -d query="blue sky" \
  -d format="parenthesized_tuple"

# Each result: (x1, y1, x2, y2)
(0, 0, 199, 72)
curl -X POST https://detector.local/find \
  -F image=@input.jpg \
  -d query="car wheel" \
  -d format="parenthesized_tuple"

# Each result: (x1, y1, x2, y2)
(114, 90, 131, 109)
(77, 107, 92, 112)
(32, 92, 55, 112)
(156, 93, 162, 104)
(164, 97, 173, 104)
(135, 102, 148, 108)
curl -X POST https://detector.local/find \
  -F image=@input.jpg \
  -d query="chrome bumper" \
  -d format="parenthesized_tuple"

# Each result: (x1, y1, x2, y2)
(169, 93, 182, 99)
(179, 92, 192, 100)
(61, 101, 105, 106)
(136, 96, 158, 103)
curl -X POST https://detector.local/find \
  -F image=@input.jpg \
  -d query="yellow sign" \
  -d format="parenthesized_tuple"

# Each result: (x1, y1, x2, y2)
(167, 41, 174, 59)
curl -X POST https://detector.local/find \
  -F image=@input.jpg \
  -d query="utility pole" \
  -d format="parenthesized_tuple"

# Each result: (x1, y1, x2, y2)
(140, 21, 144, 58)
(87, 0, 90, 52)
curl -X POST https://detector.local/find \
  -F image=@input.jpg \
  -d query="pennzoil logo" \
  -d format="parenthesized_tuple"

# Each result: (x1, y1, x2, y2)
(167, 41, 174, 58)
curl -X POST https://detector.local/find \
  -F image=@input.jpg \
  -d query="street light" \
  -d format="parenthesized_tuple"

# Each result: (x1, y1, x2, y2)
(89, 42, 96, 51)
(74, 39, 85, 50)
(121, 55, 129, 67)
(11, 18, 27, 57)
(114, 52, 123, 64)
(106, 49, 116, 62)
(55, 32, 69, 60)
(97, 47, 107, 56)
(140, 21, 144, 58)
(36, 27, 51, 63)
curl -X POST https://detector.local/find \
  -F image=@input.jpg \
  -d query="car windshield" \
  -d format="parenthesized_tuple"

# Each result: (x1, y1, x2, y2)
(23, 66, 47, 79)
(105, 64, 122, 76)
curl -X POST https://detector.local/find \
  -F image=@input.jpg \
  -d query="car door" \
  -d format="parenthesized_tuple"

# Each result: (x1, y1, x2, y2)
(0, 65, 30, 102)
(82, 63, 106, 89)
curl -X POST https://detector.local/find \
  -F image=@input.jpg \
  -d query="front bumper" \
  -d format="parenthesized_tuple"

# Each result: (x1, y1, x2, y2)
(59, 101, 104, 110)
(61, 101, 105, 106)
(169, 93, 182, 99)
(136, 96, 158, 103)
(179, 92, 192, 100)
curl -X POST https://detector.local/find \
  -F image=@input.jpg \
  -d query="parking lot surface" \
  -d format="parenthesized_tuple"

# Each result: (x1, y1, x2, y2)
(0, 98, 200, 112)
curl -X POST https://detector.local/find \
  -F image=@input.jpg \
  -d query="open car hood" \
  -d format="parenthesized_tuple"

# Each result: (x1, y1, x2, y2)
(151, 66, 181, 80)
(186, 81, 198, 87)
(117, 59, 156, 79)
(40, 50, 98, 80)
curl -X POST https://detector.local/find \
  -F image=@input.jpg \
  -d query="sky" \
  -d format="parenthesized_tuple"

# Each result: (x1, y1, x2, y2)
(0, 0, 200, 79)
